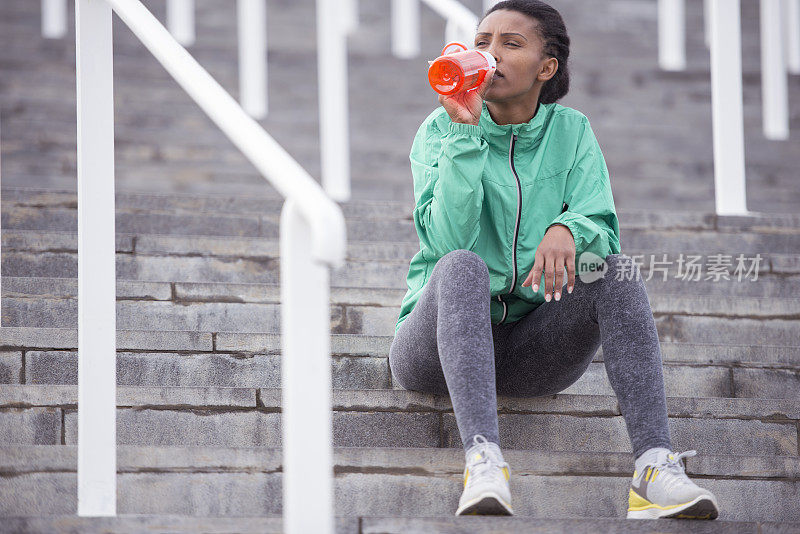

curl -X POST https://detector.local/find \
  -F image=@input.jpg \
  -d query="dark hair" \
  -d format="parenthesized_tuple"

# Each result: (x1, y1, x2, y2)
(481, 0, 570, 104)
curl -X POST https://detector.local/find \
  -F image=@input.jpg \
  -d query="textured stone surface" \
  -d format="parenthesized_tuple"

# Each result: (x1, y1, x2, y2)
(2, 0, 800, 212)
(5, 385, 798, 455)
(0, 352, 23, 383)
(3, 0, 800, 526)
(1, 444, 800, 522)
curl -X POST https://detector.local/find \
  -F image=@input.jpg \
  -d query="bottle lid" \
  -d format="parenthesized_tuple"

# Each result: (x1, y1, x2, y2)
(441, 41, 468, 56)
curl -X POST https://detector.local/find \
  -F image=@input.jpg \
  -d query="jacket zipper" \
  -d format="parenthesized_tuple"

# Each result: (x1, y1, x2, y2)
(497, 133, 521, 324)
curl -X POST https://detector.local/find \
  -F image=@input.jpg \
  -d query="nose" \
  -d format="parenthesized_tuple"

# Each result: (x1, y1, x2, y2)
(485, 42, 501, 65)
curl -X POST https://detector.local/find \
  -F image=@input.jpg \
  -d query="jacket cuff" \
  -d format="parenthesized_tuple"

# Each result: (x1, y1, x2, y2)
(547, 215, 581, 250)
(447, 121, 482, 137)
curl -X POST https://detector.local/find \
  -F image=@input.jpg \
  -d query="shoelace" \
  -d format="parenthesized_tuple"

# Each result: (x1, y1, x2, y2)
(465, 435, 509, 485)
(649, 449, 697, 492)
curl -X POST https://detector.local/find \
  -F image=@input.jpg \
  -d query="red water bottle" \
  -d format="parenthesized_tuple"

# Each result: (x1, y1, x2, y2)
(427, 42, 497, 96)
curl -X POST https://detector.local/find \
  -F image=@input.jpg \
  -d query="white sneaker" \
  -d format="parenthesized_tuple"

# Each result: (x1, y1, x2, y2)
(455, 434, 514, 516)
(627, 449, 720, 519)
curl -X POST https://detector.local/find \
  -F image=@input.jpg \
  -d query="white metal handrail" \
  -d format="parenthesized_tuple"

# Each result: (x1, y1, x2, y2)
(658, 0, 800, 214)
(75, 2, 345, 533)
(708, 0, 748, 215)
(660, 0, 798, 139)
(44, 0, 269, 119)
(166, 0, 194, 46)
(392, 0, 480, 58)
(317, 0, 352, 201)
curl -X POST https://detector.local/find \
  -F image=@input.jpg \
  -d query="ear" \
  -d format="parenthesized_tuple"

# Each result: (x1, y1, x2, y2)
(538, 57, 558, 83)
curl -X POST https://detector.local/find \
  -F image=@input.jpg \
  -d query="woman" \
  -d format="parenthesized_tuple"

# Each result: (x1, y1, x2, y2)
(389, 0, 721, 520)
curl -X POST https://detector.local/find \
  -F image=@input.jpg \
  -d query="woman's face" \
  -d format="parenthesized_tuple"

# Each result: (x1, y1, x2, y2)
(474, 9, 557, 103)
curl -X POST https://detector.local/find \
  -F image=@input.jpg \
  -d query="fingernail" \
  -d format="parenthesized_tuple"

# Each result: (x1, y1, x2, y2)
(555, 292, 560, 301)
(568, 286, 573, 293)
(532, 284, 538, 292)
(545, 293, 551, 302)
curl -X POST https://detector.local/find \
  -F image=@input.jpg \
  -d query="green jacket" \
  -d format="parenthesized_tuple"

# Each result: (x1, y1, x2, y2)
(395, 100, 621, 335)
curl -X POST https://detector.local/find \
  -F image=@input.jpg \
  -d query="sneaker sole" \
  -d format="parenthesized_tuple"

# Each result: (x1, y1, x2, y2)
(627, 494, 719, 520)
(455, 491, 514, 516)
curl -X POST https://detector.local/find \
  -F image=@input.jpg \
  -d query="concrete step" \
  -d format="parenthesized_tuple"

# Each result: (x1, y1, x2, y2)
(5, 166, 800, 214)
(5, 151, 800, 212)
(1, 187, 410, 219)
(4, 282, 800, 343)
(4, 275, 799, 316)
(1, 384, 798, 457)
(0, 516, 791, 534)
(0, 198, 745, 230)
(1, 444, 798, 523)
(1, 245, 793, 295)
(4, 222, 799, 266)
(4, 75, 795, 133)
(4, 275, 799, 317)
(2, 326, 799, 397)
(4, 203, 800, 250)
(5, 188, 800, 231)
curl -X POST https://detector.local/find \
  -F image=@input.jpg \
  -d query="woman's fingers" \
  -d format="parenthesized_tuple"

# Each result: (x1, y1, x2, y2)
(475, 68, 495, 99)
(522, 253, 542, 290)
(523, 250, 576, 300)
(553, 256, 565, 300)
(544, 255, 555, 301)
(566, 255, 576, 294)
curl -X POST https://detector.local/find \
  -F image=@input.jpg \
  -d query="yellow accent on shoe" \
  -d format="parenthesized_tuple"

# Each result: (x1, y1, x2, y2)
(463, 468, 469, 487)
(645, 466, 652, 481)
(627, 489, 692, 512)
(501, 466, 510, 481)
(652, 468, 658, 482)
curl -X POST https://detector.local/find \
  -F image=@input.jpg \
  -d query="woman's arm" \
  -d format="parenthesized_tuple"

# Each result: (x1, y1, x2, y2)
(522, 116, 621, 301)
(410, 117, 489, 258)
(544, 117, 621, 262)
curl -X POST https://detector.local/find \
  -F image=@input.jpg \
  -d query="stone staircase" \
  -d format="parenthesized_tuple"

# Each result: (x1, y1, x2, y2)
(2, 0, 800, 531)
(3, 188, 800, 531)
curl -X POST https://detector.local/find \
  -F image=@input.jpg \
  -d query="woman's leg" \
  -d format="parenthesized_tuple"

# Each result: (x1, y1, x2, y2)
(389, 249, 503, 452)
(494, 253, 671, 459)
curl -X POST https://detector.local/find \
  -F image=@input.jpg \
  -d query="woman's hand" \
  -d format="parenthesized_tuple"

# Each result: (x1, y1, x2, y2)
(521, 224, 576, 301)
(438, 69, 495, 126)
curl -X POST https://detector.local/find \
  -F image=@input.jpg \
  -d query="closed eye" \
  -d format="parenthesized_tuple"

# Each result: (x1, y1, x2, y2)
(475, 41, 519, 47)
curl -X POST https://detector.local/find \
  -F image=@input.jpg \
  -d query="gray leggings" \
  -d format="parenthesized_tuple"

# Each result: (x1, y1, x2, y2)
(389, 249, 672, 459)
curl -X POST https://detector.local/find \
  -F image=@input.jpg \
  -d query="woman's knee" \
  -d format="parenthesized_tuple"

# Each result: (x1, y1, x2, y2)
(432, 249, 489, 285)
(388, 337, 448, 395)
(578, 253, 644, 291)
(389, 360, 448, 395)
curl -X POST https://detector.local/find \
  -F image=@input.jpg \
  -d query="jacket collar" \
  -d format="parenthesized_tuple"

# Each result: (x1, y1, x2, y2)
(479, 100, 555, 149)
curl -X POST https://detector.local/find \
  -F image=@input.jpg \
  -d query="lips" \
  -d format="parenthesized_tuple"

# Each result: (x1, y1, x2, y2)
(493, 70, 504, 78)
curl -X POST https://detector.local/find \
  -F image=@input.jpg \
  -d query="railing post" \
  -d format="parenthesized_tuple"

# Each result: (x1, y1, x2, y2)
(75, 0, 117, 516)
(238, 0, 268, 119)
(166, 0, 195, 46)
(317, 0, 351, 201)
(1, 114, 2, 315)
(445, 18, 461, 45)
(342, 0, 359, 34)
(761, 0, 789, 140)
(709, 0, 748, 215)
(392, 0, 420, 59)
(787, 0, 800, 74)
(659, 0, 686, 70)
(42, 0, 68, 39)
(280, 199, 335, 534)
